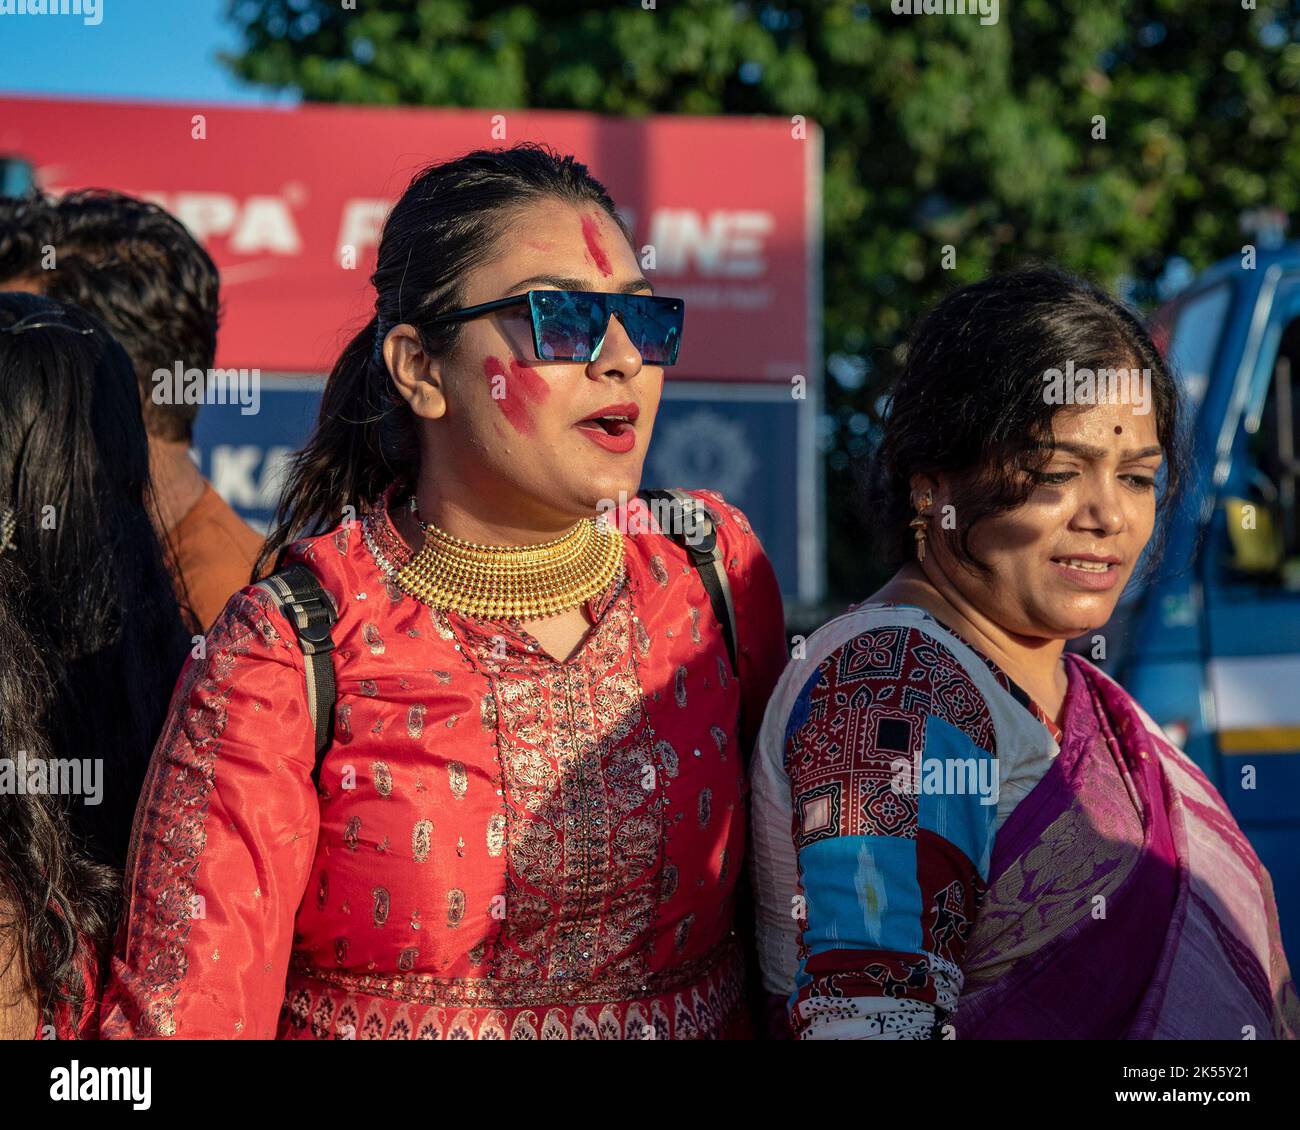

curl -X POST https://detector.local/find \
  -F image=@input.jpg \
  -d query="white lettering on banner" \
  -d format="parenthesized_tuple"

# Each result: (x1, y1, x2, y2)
(140, 192, 302, 255)
(648, 210, 774, 278)
(44, 185, 780, 282)
(337, 198, 390, 257)
(229, 196, 301, 254)
(210, 445, 294, 509)
(50, 192, 777, 281)
(154, 192, 239, 242)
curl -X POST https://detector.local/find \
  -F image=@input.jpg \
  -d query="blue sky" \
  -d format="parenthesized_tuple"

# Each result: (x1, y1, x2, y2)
(0, 0, 295, 104)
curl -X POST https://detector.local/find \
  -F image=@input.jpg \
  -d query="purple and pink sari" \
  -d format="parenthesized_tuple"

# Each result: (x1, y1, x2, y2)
(953, 653, 1299, 1039)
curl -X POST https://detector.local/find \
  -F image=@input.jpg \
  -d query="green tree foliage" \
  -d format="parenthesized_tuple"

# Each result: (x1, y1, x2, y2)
(224, 0, 1300, 599)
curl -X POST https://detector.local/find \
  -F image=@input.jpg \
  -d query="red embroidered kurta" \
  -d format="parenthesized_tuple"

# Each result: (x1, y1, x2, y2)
(100, 488, 786, 1039)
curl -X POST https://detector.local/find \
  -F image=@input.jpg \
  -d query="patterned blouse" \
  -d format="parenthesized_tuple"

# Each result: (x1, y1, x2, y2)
(100, 487, 787, 1040)
(750, 602, 1062, 1039)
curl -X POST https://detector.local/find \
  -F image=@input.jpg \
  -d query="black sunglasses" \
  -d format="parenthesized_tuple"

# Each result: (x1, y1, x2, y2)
(426, 289, 685, 366)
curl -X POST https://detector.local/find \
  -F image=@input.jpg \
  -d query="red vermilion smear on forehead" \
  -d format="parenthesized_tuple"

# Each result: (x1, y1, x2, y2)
(580, 214, 613, 277)
(483, 356, 550, 436)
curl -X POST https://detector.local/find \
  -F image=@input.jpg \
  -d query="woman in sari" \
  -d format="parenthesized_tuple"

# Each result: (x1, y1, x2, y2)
(101, 145, 788, 1040)
(751, 267, 1299, 1039)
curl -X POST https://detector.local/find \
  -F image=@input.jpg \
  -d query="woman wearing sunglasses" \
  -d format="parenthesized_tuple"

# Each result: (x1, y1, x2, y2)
(100, 145, 788, 1040)
(751, 268, 1298, 1039)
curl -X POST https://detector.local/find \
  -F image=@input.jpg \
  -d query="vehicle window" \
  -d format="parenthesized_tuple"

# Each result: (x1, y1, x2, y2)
(1230, 312, 1300, 589)
(1166, 282, 1231, 423)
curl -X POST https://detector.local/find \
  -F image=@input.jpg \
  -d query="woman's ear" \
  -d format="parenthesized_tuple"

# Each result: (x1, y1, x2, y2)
(908, 472, 939, 510)
(384, 324, 447, 421)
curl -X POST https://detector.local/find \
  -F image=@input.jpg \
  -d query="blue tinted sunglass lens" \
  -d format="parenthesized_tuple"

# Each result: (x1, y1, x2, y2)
(531, 290, 601, 360)
(529, 291, 683, 365)
(617, 295, 683, 365)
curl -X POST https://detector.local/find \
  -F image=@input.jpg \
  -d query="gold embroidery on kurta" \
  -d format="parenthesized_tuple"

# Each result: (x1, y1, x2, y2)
(486, 813, 505, 857)
(454, 584, 665, 988)
(447, 889, 466, 928)
(412, 819, 432, 862)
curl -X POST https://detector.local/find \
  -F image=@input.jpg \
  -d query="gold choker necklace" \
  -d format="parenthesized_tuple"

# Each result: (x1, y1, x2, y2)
(394, 496, 624, 620)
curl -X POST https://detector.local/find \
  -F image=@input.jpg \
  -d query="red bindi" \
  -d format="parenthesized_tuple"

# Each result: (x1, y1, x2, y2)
(1114, 425, 1123, 434)
(580, 214, 613, 277)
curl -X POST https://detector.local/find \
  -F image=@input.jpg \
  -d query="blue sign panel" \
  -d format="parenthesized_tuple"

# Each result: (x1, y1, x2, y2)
(192, 377, 322, 529)
(646, 385, 803, 594)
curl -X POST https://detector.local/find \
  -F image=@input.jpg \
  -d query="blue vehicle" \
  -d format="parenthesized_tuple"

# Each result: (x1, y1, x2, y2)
(1101, 245, 1300, 970)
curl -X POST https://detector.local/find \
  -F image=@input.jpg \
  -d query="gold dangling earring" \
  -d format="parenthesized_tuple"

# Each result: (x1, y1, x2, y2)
(909, 491, 932, 563)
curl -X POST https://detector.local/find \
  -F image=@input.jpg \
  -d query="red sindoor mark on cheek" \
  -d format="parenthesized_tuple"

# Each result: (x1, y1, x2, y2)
(508, 359, 550, 404)
(483, 356, 535, 436)
(580, 214, 613, 277)
(483, 356, 551, 437)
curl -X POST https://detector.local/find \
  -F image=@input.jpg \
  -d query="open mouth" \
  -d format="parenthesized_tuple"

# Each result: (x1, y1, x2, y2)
(576, 401, 639, 438)
(1049, 554, 1122, 589)
(575, 414, 635, 437)
(1052, 557, 1115, 573)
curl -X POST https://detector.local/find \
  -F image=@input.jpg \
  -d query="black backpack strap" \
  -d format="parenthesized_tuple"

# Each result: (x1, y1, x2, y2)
(637, 488, 739, 677)
(256, 563, 338, 789)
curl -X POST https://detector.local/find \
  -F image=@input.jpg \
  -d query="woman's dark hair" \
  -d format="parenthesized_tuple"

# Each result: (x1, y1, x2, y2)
(868, 266, 1187, 574)
(0, 554, 118, 1033)
(256, 143, 634, 577)
(0, 292, 191, 875)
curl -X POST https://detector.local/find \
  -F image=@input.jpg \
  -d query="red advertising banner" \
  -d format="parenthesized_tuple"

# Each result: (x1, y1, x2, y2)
(0, 95, 819, 382)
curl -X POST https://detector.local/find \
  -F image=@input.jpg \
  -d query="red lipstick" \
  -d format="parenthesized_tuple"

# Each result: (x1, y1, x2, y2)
(575, 401, 639, 453)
